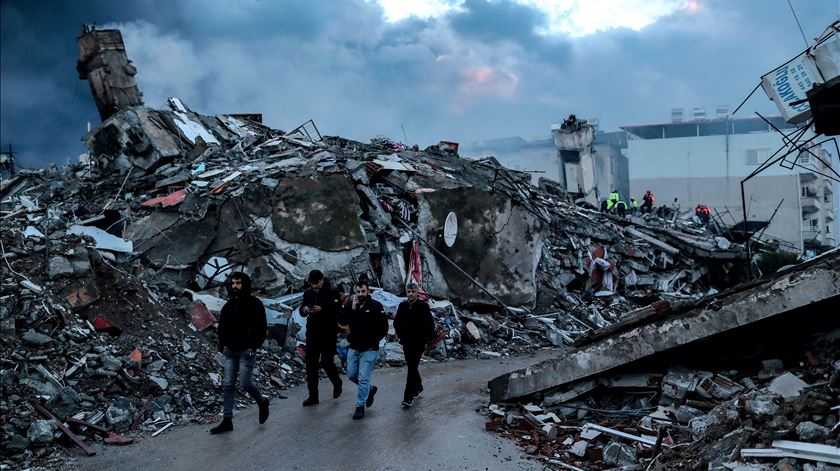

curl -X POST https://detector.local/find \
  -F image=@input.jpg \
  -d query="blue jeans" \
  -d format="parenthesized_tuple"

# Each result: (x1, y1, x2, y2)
(222, 348, 264, 418)
(346, 348, 378, 407)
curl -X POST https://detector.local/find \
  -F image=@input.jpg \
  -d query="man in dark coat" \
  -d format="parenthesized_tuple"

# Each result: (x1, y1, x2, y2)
(339, 280, 388, 420)
(210, 272, 269, 434)
(300, 269, 343, 406)
(393, 282, 436, 408)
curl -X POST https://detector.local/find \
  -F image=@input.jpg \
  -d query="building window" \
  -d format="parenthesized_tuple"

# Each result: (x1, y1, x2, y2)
(810, 219, 819, 229)
(746, 148, 769, 165)
(799, 153, 812, 164)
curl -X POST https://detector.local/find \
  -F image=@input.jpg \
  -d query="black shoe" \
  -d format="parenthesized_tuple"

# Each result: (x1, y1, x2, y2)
(258, 398, 270, 424)
(353, 406, 365, 420)
(333, 381, 342, 399)
(209, 418, 233, 434)
(366, 386, 377, 407)
(302, 397, 319, 407)
(401, 399, 413, 408)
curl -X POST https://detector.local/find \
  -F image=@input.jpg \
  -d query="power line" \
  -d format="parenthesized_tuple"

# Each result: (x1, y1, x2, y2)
(786, 0, 810, 49)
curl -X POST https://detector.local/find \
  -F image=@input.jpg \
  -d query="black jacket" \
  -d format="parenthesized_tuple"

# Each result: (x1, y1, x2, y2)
(301, 279, 341, 342)
(394, 299, 435, 348)
(218, 294, 267, 352)
(339, 297, 388, 351)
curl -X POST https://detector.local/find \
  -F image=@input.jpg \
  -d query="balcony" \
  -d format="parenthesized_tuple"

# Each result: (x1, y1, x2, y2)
(801, 195, 820, 213)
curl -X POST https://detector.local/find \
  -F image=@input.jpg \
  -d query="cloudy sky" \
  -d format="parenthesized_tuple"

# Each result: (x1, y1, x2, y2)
(1, 0, 837, 167)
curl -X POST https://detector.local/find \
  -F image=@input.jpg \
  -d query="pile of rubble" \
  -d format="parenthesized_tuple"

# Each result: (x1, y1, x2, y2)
(485, 251, 840, 470)
(0, 26, 760, 467)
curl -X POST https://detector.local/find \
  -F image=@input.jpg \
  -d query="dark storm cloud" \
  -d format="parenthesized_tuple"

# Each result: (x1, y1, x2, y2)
(0, 0, 836, 167)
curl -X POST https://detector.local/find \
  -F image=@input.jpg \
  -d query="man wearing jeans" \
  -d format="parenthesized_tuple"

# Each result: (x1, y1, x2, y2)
(339, 280, 388, 420)
(210, 272, 270, 434)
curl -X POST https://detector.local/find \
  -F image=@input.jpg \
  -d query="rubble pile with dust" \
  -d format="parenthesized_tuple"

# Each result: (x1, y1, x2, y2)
(0, 91, 758, 465)
(0, 27, 758, 466)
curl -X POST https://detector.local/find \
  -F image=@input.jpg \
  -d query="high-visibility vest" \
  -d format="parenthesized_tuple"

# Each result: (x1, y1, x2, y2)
(609, 192, 620, 202)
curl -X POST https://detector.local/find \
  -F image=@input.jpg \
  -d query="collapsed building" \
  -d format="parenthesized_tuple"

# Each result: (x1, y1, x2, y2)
(1, 25, 828, 470)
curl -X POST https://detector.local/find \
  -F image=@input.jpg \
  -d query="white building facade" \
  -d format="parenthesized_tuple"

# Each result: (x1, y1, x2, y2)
(623, 115, 838, 255)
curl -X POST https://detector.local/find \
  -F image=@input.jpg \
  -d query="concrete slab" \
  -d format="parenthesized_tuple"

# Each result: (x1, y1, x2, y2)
(488, 252, 840, 402)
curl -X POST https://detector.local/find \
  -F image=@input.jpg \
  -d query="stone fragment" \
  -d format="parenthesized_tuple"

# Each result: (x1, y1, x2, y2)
(22, 330, 55, 346)
(603, 441, 637, 466)
(100, 353, 123, 371)
(5, 433, 30, 454)
(677, 405, 703, 424)
(768, 373, 808, 399)
(106, 397, 136, 432)
(27, 420, 57, 446)
(744, 392, 780, 418)
(48, 256, 74, 279)
(45, 387, 81, 420)
(796, 421, 829, 441)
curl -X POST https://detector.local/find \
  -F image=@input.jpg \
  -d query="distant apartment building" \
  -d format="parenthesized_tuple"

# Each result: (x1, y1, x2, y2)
(623, 108, 838, 255)
(462, 125, 629, 205)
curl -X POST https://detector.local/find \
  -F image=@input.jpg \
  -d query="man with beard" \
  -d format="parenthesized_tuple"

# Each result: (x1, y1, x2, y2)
(393, 282, 435, 408)
(300, 269, 343, 406)
(210, 272, 270, 434)
(339, 280, 388, 420)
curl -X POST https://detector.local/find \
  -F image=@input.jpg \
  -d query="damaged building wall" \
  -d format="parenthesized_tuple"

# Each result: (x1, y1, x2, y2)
(76, 26, 143, 120)
(420, 187, 546, 306)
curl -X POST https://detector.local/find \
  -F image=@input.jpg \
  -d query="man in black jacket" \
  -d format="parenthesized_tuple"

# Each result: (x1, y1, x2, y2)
(210, 272, 269, 434)
(394, 282, 435, 408)
(300, 269, 343, 406)
(339, 280, 388, 420)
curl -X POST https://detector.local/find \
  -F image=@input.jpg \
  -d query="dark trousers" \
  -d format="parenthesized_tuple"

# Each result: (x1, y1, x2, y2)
(403, 344, 424, 402)
(305, 338, 341, 399)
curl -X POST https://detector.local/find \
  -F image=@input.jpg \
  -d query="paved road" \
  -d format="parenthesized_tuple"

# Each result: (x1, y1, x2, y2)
(78, 350, 557, 471)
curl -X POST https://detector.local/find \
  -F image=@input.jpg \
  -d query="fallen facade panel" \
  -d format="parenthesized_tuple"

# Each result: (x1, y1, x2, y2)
(489, 251, 840, 402)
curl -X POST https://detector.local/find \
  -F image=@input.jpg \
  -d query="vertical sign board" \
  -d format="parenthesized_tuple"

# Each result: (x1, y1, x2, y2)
(761, 53, 823, 124)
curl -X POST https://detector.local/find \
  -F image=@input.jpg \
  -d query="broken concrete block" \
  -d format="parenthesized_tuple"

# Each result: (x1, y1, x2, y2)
(677, 405, 704, 424)
(48, 256, 74, 279)
(383, 342, 405, 365)
(744, 392, 781, 418)
(106, 397, 136, 432)
(22, 330, 54, 346)
(27, 420, 57, 446)
(768, 373, 808, 400)
(45, 387, 81, 421)
(796, 421, 829, 441)
(603, 441, 637, 466)
(99, 353, 123, 371)
(569, 439, 587, 457)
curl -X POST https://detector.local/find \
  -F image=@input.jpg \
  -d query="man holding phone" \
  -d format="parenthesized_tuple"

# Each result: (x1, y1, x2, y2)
(300, 269, 343, 406)
(339, 280, 388, 420)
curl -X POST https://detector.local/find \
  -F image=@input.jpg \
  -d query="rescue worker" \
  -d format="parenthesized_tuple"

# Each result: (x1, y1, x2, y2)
(615, 199, 628, 218)
(641, 190, 654, 214)
(608, 190, 620, 212)
(300, 270, 343, 407)
(695, 204, 711, 225)
(630, 197, 638, 215)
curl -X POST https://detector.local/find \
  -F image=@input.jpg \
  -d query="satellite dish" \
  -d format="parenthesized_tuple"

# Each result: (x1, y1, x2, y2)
(443, 212, 458, 247)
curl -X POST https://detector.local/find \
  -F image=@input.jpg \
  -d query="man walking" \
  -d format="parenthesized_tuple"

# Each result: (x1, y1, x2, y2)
(394, 283, 435, 408)
(300, 269, 343, 406)
(339, 280, 388, 420)
(210, 272, 269, 434)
